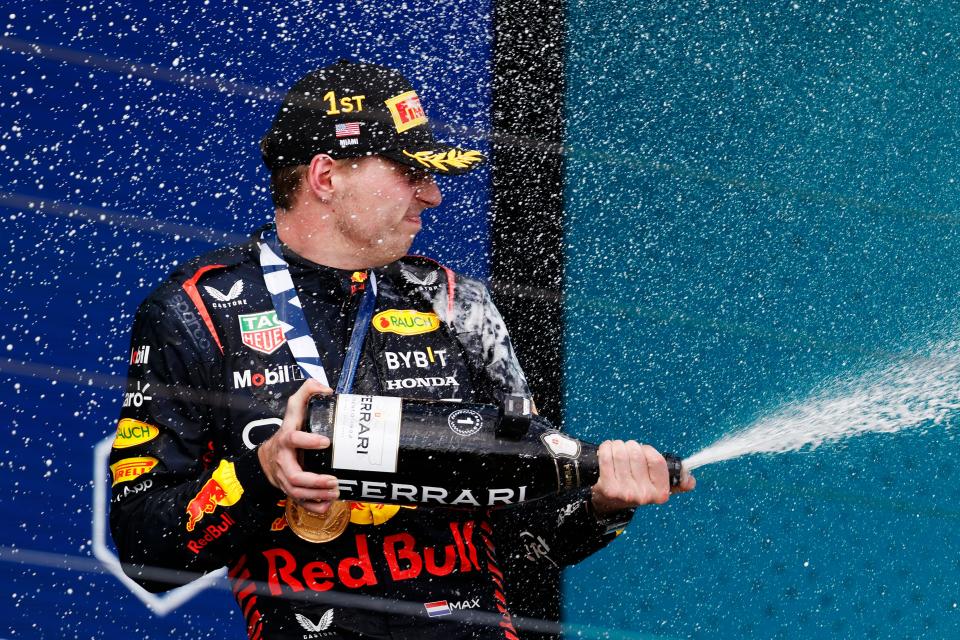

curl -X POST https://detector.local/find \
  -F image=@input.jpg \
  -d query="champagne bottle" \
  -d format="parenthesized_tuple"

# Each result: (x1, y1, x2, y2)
(300, 393, 683, 509)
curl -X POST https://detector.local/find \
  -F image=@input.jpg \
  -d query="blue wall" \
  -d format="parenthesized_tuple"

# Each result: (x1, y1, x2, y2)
(564, 1, 960, 638)
(0, 2, 491, 637)
(7, 1, 960, 638)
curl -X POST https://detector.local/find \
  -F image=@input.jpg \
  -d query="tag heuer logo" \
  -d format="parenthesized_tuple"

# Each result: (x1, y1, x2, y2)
(238, 310, 286, 355)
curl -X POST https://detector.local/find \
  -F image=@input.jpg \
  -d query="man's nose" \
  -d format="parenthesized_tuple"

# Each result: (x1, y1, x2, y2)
(415, 176, 442, 208)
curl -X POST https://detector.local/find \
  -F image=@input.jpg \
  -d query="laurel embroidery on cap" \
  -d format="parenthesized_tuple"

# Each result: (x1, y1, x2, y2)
(402, 149, 483, 172)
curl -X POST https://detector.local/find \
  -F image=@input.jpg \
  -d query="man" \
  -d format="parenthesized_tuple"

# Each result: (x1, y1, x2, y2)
(109, 59, 694, 639)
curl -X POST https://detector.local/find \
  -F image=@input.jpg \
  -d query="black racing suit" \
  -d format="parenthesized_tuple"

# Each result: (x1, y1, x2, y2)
(109, 226, 632, 639)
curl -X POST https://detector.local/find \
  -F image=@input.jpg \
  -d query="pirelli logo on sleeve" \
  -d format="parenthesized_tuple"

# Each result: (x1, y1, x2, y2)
(110, 457, 159, 485)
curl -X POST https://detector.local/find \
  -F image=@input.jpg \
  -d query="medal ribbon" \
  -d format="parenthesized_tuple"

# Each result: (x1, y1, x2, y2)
(257, 225, 377, 393)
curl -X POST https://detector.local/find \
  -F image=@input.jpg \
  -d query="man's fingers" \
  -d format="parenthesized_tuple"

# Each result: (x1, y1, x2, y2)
(597, 440, 615, 486)
(281, 378, 334, 432)
(287, 485, 340, 502)
(639, 444, 670, 501)
(286, 471, 339, 491)
(277, 470, 339, 499)
(287, 430, 330, 450)
(625, 440, 648, 491)
(270, 432, 332, 491)
(676, 471, 697, 492)
(300, 499, 334, 515)
(610, 440, 633, 486)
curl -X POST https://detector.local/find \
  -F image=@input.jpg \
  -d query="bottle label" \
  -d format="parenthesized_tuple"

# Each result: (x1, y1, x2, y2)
(332, 394, 403, 473)
(540, 432, 581, 459)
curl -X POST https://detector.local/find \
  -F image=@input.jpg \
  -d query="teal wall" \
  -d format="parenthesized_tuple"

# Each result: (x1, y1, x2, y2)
(564, 2, 960, 638)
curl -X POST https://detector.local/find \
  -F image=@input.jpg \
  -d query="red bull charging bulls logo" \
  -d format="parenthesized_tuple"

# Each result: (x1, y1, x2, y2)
(185, 460, 244, 532)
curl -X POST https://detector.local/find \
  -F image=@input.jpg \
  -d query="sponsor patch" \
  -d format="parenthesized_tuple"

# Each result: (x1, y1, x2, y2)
(385, 90, 427, 133)
(187, 511, 236, 554)
(272, 499, 289, 531)
(204, 280, 247, 309)
(424, 601, 451, 618)
(350, 270, 367, 294)
(185, 459, 244, 531)
(110, 456, 158, 485)
(113, 478, 153, 502)
(113, 418, 160, 449)
(372, 309, 440, 336)
(172, 292, 212, 352)
(238, 310, 286, 355)
(400, 267, 441, 290)
(447, 409, 483, 436)
(232, 364, 304, 389)
(122, 380, 153, 408)
(520, 530, 558, 568)
(242, 417, 283, 450)
(348, 502, 415, 526)
(129, 345, 150, 366)
(384, 347, 448, 370)
(384, 375, 459, 391)
(262, 522, 482, 595)
(296, 609, 334, 633)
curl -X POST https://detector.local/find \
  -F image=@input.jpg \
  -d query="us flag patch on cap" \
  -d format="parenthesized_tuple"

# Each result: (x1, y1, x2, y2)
(424, 601, 451, 617)
(335, 122, 361, 138)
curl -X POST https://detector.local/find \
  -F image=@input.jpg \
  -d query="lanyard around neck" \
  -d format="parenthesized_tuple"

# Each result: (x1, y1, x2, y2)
(257, 226, 377, 394)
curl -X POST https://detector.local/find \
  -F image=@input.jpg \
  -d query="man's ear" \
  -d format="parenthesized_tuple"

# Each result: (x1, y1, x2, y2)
(304, 154, 336, 202)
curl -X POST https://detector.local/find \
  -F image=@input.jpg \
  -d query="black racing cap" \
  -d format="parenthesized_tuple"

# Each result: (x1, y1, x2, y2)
(261, 59, 484, 175)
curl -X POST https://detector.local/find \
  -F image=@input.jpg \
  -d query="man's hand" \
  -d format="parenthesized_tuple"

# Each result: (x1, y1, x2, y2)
(591, 440, 696, 515)
(258, 379, 340, 515)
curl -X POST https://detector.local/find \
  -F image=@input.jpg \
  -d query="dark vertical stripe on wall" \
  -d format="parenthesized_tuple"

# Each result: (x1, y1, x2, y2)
(491, 0, 567, 428)
(491, 1, 567, 638)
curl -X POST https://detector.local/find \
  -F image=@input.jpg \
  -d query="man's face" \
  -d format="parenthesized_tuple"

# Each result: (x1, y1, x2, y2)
(328, 156, 443, 266)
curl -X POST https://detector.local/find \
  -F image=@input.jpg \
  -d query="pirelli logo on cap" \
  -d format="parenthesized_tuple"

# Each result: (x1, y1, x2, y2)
(385, 91, 427, 133)
(372, 309, 440, 336)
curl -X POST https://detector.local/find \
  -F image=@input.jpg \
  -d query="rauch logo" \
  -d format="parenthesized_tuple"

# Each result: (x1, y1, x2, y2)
(112, 418, 160, 449)
(372, 309, 440, 336)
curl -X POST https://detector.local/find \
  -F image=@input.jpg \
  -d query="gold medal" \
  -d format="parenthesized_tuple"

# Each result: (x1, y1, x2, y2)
(285, 499, 350, 543)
